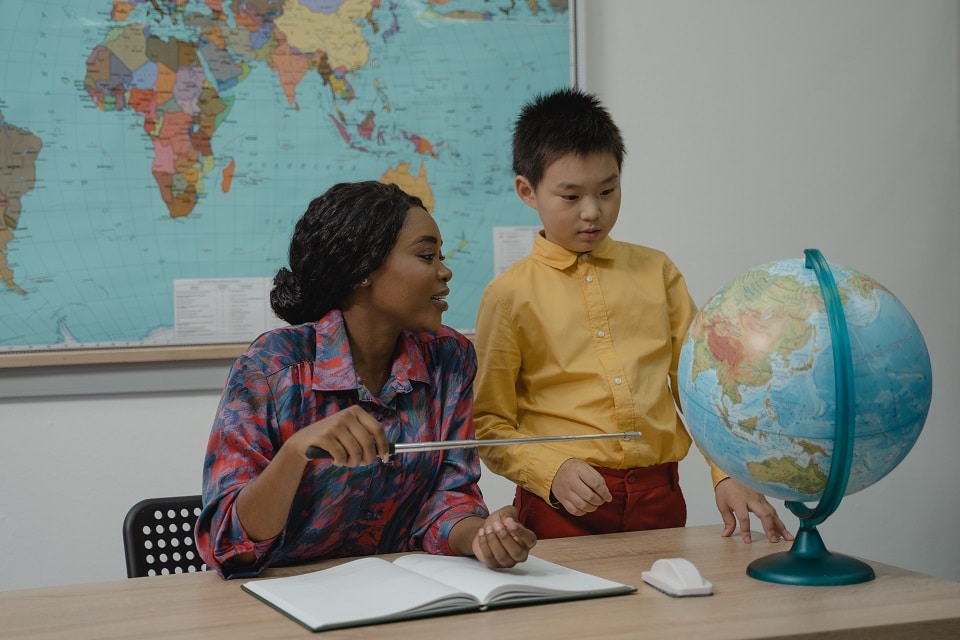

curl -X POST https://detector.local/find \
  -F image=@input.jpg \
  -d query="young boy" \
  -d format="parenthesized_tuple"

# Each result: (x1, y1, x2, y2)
(473, 88, 793, 543)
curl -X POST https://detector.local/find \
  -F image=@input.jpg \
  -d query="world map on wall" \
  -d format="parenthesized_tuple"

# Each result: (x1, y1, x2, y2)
(0, 0, 570, 355)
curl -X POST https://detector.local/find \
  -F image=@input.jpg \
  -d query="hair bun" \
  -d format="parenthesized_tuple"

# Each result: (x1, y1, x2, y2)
(270, 267, 307, 323)
(273, 266, 296, 288)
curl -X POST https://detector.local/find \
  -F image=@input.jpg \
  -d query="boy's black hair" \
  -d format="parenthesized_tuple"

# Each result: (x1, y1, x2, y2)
(270, 181, 424, 325)
(512, 87, 626, 188)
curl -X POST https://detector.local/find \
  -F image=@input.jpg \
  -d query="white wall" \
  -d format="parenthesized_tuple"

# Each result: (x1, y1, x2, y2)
(579, 0, 960, 581)
(1, 0, 957, 591)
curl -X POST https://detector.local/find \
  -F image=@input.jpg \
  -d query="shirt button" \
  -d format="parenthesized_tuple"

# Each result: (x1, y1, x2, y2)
(585, 275, 593, 282)
(614, 377, 622, 384)
(597, 330, 605, 337)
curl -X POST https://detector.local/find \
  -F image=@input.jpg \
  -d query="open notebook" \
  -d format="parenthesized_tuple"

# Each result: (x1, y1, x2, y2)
(242, 553, 636, 632)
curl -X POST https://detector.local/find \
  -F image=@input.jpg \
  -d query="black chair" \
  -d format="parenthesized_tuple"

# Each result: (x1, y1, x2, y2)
(122, 495, 207, 578)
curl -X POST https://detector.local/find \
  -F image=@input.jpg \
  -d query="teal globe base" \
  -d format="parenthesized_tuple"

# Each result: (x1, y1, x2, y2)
(747, 526, 876, 586)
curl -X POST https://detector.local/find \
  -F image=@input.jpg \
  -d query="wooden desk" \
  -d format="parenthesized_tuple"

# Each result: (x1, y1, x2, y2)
(2, 525, 958, 639)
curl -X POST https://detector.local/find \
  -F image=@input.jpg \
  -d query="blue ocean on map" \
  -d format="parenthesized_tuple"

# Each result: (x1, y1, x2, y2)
(0, 0, 570, 350)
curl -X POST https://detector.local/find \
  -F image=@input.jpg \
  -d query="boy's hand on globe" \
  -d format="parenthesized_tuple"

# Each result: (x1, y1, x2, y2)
(551, 459, 613, 516)
(715, 478, 795, 543)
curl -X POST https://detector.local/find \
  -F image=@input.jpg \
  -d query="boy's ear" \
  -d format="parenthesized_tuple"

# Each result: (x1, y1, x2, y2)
(515, 175, 537, 209)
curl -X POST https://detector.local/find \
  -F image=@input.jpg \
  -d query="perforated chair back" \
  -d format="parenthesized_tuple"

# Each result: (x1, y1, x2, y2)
(122, 495, 207, 578)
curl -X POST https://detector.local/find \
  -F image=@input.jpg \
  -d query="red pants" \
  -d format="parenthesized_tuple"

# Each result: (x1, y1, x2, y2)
(514, 462, 687, 539)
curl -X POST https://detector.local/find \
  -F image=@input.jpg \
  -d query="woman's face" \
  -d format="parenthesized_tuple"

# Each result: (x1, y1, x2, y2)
(365, 207, 452, 333)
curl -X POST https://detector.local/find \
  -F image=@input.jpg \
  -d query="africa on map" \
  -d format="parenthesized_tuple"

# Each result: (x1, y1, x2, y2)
(0, 0, 571, 358)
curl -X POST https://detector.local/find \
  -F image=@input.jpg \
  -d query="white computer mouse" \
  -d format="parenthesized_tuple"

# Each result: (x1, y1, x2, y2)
(641, 557, 714, 597)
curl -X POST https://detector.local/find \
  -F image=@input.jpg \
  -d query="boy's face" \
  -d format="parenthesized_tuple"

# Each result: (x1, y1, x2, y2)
(515, 151, 621, 254)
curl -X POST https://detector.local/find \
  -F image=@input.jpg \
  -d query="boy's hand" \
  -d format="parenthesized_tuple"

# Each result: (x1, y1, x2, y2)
(550, 459, 613, 516)
(714, 478, 795, 543)
(472, 506, 537, 569)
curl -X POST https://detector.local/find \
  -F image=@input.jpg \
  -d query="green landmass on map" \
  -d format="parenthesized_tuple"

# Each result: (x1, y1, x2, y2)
(747, 456, 827, 496)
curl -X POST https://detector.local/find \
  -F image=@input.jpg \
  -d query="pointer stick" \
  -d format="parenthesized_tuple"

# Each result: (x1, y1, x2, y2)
(305, 431, 642, 460)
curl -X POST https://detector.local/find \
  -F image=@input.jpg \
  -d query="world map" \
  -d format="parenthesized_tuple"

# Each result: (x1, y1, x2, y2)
(0, 0, 570, 356)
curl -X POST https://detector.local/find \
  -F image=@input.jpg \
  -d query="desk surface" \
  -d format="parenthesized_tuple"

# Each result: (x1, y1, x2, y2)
(2, 525, 958, 640)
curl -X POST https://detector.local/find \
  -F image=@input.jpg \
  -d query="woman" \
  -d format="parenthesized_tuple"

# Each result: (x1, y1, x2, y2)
(197, 181, 536, 578)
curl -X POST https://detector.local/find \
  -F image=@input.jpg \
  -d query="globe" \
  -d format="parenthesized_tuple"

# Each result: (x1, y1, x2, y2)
(678, 249, 932, 585)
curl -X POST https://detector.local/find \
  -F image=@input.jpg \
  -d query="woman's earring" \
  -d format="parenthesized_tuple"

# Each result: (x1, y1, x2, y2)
(360, 278, 370, 286)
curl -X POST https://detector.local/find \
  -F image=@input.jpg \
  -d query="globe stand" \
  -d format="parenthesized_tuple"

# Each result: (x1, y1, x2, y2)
(747, 525, 875, 586)
(746, 249, 876, 586)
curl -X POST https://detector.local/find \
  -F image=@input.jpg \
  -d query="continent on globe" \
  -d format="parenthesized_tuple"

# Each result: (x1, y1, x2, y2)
(688, 268, 821, 405)
(746, 457, 827, 496)
(678, 258, 932, 503)
(0, 111, 42, 295)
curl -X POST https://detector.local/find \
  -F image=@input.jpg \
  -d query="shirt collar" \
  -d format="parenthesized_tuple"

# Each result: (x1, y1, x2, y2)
(312, 310, 429, 396)
(531, 232, 617, 269)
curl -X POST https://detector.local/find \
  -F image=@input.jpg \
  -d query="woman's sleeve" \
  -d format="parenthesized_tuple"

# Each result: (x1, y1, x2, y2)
(195, 355, 282, 578)
(413, 334, 489, 555)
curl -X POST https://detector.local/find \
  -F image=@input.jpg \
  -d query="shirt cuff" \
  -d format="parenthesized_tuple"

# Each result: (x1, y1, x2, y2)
(708, 461, 729, 488)
(523, 451, 570, 504)
(214, 535, 278, 579)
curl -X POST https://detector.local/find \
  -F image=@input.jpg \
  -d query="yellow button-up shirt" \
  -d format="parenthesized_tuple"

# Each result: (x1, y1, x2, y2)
(474, 233, 726, 501)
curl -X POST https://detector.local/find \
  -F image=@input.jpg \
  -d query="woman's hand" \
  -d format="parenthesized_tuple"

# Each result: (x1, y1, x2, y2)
(289, 405, 390, 467)
(236, 405, 388, 541)
(471, 506, 538, 569)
